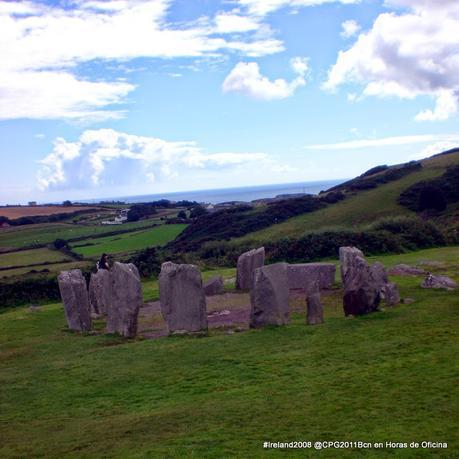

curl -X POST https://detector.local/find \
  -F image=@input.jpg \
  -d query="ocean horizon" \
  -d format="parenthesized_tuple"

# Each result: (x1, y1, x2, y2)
(83, 179, 346, 205)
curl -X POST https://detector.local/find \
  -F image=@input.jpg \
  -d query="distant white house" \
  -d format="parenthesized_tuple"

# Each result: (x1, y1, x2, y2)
(101, 208, 129, 225)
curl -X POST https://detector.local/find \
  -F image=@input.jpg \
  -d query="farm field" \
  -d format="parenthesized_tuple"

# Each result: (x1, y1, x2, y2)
(0, 206, 98, 219)
(0, 261, 90, 279)
(71, 224, 188, 257)
(235, 152, 459, 245)
(0, 248, 71, 269)
(1, 247, 457, 457)
(0, 219, 161, 249)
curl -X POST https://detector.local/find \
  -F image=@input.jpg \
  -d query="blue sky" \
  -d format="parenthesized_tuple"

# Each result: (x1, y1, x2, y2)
(0, 0, 458, 204)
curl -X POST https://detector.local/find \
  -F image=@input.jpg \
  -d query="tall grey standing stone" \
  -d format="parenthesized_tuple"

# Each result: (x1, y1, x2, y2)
(250, 263, 289, 328)
(58, 269, 92, 331)
(288, 263, 336, 291)
(306, 283, 324, 325)
(159, 262, 208, 334)
(236, 247, 265, 290)
(106, 262, 142, 338)
(339, 247, 380, 316)
(89, 269, 111, 315)
(339, 246, 364, 288)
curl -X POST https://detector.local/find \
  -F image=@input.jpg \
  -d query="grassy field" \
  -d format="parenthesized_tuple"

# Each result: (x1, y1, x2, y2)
(2, 248, 455, 457)
(0, 206, 99, 219)
(0, 248, 72, 269)
(0, 219, 162, 249)
(0, 261, 90, 279)
(71, 224, 188, 257)
(235, 152, 459, 244)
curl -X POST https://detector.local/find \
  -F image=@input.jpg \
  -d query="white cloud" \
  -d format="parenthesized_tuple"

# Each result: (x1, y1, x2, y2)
(410, 140, 459, 160)
(304, 134, 459, 150)
(237, 0, 360, 17)
(222, 57, 309, 100)
(324, 1, 459, 121)
(340, 19, 360, 38)
(37, 129, 271, 191)
(0, 0, 283, 121)
(215, 11, 260, 33)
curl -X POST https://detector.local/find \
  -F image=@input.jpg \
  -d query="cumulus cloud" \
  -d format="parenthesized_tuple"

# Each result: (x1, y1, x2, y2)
(222, 57, 309, 100)
(304, 134, 459, 150)
(340, 19, 360, 38)
(324, 0, 459, 121)
(237, 0, 360, 17)
(37, 129, 271, 190)
(410, 140, 459, 160)
(0, 0, 283, 121)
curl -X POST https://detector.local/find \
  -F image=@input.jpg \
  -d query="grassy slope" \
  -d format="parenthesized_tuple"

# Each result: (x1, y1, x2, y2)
(0, 219, 161, 249)
(71, 224, 188, 257)
(0, 247, 72, 269)
(1, 247, 457, 458)
(0, 261, 90, 279)
(235, 152, 459, 244)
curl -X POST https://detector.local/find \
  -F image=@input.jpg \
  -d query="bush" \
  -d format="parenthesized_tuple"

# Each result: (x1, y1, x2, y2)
(53, 238, 68, 250)
(0, 277, 60, 308)
(195, 216, 446, 266)
(129, 247, 162, 278)
(419, 185, 447, 211)
(399, 165, 459, 211)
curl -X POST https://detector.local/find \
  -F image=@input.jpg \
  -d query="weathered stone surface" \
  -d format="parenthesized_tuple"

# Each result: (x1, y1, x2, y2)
(288, 263, 336, 291)
(306, 287, 324, 325)
(250, 263, 289, 328)
(370, 262, 388, 292)
(106, 262, 142, 338)
(421, 274, 458, 290)
(159, 262, 208, 334)
(204, 276, 224, 296)
(339, 246, 364, 288)
(89, 269, 111, 315)
(384, 282, 400, 306)
(388, 264, 425, 276)
(236, 247, 265, 290)
(339, 247, 380, 316)
(58, 269, 92, 331)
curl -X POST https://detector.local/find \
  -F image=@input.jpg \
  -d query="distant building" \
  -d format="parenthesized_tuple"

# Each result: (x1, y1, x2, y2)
(28, 201, 37, 206)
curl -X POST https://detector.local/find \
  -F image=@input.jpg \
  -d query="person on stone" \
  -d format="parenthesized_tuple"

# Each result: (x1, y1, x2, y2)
(97, 253, 110, 271)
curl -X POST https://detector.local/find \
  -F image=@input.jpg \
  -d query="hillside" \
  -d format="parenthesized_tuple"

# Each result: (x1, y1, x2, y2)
(231, 149, 459, 245)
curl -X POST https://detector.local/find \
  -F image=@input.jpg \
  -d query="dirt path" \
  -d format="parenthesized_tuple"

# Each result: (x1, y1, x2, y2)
(138, 289, 332, 339)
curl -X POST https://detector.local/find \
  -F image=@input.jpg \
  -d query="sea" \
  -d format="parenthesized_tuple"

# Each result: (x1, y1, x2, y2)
(90, 179, 346, 205)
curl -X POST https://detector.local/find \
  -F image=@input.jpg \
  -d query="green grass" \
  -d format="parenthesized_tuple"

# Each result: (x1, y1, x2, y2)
(1, 247, 457, 458)
(0, 261, 90, 279)
(0, 248, 72, 269)
(0, 219, 161, 249)
(235, 152, 459, 244)
(71, 224, 188, 257)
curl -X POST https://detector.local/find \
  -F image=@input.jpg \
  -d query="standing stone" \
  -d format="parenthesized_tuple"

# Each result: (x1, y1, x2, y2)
(58, 269, 92, 331)
(236, 247, 265, 290)
(339, 246, 364, 288)
(339, 247, 380, 316)
(370, 262, 388, 293)
(203, 276, 224, 296)
(89, 269, 111, 315)
(288, 263, 336, 291)
(106, 262, 142, 338)
(384, 282, 400, 306)
(250, 263, 289, 328)
(306, 283, 324, 325)
(159, 262, 207, 334)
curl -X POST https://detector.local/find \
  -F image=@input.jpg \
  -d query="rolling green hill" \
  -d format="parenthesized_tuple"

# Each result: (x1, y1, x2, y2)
(232, 150, 459, 245)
